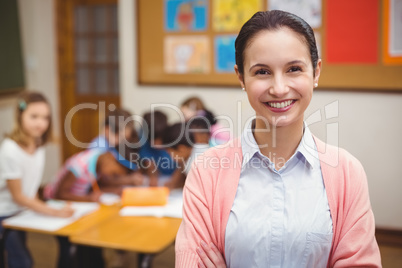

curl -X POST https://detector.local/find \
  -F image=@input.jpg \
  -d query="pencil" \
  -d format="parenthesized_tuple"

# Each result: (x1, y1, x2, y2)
(92, 178, 101, 193)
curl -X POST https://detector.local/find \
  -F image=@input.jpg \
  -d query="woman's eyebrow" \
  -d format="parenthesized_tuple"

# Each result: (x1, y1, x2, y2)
(286, 60, 307, 66)
(249, 60, 307, 72)
(248, 63, 269, 72)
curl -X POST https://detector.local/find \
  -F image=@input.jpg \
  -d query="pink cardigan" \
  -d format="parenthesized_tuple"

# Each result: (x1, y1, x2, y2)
(175, 137, 381, 267)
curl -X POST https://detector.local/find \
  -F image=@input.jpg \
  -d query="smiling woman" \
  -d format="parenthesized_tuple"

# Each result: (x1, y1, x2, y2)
(236, 27, 319, 137)
(175, 10, 381, 268)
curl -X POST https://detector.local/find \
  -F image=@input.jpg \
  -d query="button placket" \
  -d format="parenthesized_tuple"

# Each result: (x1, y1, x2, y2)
(269, 173, 285, 266)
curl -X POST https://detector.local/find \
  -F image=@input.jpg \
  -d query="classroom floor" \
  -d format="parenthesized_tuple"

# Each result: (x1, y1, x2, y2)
(23, 232, 402, 268)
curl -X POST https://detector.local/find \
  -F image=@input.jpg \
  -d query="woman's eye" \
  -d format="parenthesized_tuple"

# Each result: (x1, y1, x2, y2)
(255, 69, 270, 75)
(289, 66, 302, 72)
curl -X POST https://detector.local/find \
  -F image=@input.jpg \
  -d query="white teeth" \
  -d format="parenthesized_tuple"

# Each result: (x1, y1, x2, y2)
(267, 100, 293, 108)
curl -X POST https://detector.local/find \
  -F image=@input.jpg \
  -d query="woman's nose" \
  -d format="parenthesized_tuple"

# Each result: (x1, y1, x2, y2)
(269, 75, 289, 97)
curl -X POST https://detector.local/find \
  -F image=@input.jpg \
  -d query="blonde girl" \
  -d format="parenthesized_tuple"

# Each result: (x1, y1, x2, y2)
(0, 91, 73, 268)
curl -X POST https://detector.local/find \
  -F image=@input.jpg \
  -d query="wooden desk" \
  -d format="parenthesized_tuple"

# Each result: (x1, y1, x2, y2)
(2, 204, 182, 268)
(56, 205, 119, 237)
(1, 204, 118, 268)
(2, 204, 118, 236)
(70, 210, 182, 268)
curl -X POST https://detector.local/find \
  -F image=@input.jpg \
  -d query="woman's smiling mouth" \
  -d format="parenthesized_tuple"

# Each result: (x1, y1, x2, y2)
(267, 100, 294, 108)
(264, 100, 296, 112)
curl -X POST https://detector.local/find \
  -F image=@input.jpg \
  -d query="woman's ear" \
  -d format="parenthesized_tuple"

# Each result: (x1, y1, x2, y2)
(234, 65, 245, 89)
(314, 59, 322, 86)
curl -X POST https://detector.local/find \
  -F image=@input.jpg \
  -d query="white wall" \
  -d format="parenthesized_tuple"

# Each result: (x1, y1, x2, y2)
(0, 0, 61, 184)
(306, 91, 402, 229)
(119, 0, 402, 229)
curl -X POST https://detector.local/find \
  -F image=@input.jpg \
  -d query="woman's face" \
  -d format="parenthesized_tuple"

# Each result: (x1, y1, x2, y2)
(236, 27, 321, 128)
(21, 102, 50, 139)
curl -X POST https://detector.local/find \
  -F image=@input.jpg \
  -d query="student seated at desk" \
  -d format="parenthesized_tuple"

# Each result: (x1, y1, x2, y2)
(43, 143, 142, 268)
(88, 107, 135, 152)
(186, 116, 213, 147)
(0, 92, 74, 268)
(162, 120, 210, 189)
(180, 96, 231, 146)
(139, 110, 176, 186)
(43, 145, 143, 201)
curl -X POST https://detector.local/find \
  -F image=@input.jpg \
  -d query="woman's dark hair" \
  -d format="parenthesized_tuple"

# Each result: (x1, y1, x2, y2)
(235, 10, 319, 77)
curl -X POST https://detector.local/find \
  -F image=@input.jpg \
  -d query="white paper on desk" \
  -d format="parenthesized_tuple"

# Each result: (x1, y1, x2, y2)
(119, 189, 183, 218)
(99, 193, 121, 205)
(3, 201, 99, 232)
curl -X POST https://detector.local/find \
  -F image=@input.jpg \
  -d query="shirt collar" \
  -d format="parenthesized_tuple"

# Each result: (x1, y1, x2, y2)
(240, 120, 260, 169)
(296, 123, 318, 169)
(241, 120, 318, 170)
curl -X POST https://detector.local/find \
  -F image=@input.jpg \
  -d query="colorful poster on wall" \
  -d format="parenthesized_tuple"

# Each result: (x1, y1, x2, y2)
(390, 0, 402, 56)
(383, 0, 402, 64)
(165, 0, 208, 32)
(214, 35, 236, 73)
(212, 0, 262, 32)
(326, 0, 378, 64)
(268, 0, 321, 28)
(164, 36, 210, 74)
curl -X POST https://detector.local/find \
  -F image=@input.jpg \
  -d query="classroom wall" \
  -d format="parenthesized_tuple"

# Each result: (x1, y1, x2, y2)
(120, 0, 402, 229)
(0, 0, 61, 184)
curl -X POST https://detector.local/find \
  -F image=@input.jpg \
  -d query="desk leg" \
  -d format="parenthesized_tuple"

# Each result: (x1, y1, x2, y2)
(0, 229, 9, 268)
(73, 245, 105, 268)
(138, 253, 154, 268)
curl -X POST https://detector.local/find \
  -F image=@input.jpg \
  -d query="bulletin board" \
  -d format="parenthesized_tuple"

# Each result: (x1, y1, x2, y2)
(137, 0, 402, 91)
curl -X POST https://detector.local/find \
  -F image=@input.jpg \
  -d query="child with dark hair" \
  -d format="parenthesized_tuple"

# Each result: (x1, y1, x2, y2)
(142, 110, 169, 145)
(163, 122, 195, 165)
(89, 107, 138, 152)
(184, 118, 211, 177)
(43, 141, 143, 268)
(139, 110, 176, 186)
(187, 116, 211, 146)
(180, 96, 231, 145)
(43, 143, 143, 202)
(51, 106, 143, 200)
(162, 121, 209, 189)
(87, 107, 143, 190)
